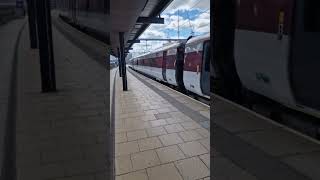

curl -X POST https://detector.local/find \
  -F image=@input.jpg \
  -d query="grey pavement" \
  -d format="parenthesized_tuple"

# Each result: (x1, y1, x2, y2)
(15, 16, 111, 179)
(0, 18, 26, 178)
(114, 69, 210, 180)
(212, 96, 320, 180)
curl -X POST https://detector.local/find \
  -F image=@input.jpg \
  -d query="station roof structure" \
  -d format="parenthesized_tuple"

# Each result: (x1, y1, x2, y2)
(110, 0, 173, 56)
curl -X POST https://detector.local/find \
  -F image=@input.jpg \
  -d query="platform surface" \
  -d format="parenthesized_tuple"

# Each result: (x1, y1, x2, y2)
(15, 16, 111, 180)
(0, 17, 26, 180)
(213, 95, 320, 180)
(6, 11, 320, 180)
(114, 69, 210, 180)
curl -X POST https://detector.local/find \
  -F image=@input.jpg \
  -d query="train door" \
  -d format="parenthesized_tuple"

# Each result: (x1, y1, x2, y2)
(176, 45, 186, 91)
(162, 51, 167, 81)
(201, 41, 210, 96)
(234, 0, 295, 106)
(290, 1, 320, 111)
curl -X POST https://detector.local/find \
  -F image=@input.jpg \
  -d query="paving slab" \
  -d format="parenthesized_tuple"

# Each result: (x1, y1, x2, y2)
(115, 70, 210, 179)
(213, 95, 320, 180)
(16, 15, 111, 180)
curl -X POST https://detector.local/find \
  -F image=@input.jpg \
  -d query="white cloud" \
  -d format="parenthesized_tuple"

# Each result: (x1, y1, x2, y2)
(130, 40, 168, 57)
(164, 0, 210, 13)
(189, 10, 210, 33)
(130, 0, 210, 57)
(140, 29, 167, 39)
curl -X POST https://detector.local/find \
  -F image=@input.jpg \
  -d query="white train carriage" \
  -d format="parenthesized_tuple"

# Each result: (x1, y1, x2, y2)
(233, 0, 320, 118)
(183, 34, 210, 98)
(130, 42, 184, 86)
(129, 34, 210, 99)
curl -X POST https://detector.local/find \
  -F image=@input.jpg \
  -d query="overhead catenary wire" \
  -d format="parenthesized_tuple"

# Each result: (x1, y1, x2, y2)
(131, 0, 210, 56)
(179, 8, 210, 27)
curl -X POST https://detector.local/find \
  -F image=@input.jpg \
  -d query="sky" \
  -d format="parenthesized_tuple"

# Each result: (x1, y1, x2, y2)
(129, 0, 210, 58)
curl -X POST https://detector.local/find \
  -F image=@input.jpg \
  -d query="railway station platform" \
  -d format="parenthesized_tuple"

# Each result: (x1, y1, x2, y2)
(213, 94, 320, 180)
(1, 14, 211, 180)
(0, 16, 26, 180)
(114, 69, 210, 180)
(4, 5, 320, 180)
(2, 16, 111, 179)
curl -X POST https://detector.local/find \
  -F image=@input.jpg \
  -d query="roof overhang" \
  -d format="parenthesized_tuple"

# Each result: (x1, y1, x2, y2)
(110, 0, 173, 56)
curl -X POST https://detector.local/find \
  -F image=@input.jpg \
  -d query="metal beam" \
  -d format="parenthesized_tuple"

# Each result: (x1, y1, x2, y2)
(127, 39, 140, 44)
(138, 38, 187, 41)
(136, 17, 164, 24)
(127, 0, 173, 49)
(27, 0, 37, 49)
(119, 32, 128, 91)
(117, 47, 122, 77)
(35, 0, 56, 92)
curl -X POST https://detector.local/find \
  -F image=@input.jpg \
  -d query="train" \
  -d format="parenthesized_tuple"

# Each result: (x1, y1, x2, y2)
(130, 0, 320, 121)
(213, 0, 320, 120)
(128, 33, 210, 99)
(53, 0, 320, 121)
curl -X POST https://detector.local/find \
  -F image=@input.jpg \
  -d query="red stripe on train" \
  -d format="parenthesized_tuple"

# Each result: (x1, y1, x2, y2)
(236, 0, 293, 35)
(136, 51, 203, 73)
(184, 51, 203, 72)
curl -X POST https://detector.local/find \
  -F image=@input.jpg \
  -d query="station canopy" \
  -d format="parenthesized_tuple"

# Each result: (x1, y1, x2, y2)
(110, 0, 172, 56)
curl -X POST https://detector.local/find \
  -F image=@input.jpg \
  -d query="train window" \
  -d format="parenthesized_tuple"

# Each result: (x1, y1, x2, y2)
(203, 41, 210, 72)
(185, 46, 191, 53)
(192, 44, 198, 52)
(197, 43, 203, 51)
(147, 59, 151, 67)
(150, 59, 152, 67)
(304, 1, 320, 32)
(168, 49, 175, 56)
(151, 59, 155, 67)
